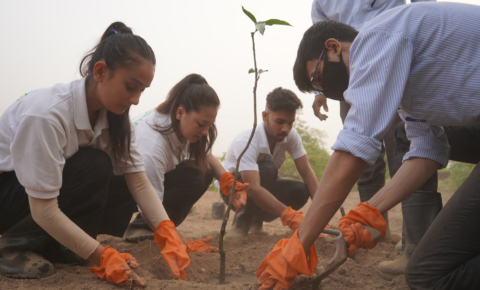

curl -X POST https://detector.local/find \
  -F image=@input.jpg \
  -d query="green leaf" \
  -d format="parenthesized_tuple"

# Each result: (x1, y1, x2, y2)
(265, 19, 292, 26)
(256, 22, 266, 35)
(248, 68, 255, 74)
(259, 69, 268, 75)
(220, 152, 227, 162)
(242, 6, 257, 24)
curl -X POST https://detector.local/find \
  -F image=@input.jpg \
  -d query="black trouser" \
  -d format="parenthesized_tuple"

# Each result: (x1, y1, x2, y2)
(124, 161, 214, 227)
(0, 148, 137, 243)
(398, 123, 480, 289)
(220, 161, 309, 223)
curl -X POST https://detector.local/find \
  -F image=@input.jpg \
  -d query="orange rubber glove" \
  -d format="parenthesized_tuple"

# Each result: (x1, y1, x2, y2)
(338, 202, 387, 257)
(90, 246, 146, 288)
(154, 220, 191, 280)
(186, 236, 219, 253)
(281, 206, 331, 238)
(219, 172, 248, 212)
(256, 229, 318, 290)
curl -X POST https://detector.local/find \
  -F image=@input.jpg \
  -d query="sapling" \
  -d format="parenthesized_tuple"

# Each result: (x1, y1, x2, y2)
(218, 6, 291, 284)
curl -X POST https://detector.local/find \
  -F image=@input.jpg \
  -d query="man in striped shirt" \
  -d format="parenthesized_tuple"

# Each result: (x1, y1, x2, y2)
(257, 2, 480, 289)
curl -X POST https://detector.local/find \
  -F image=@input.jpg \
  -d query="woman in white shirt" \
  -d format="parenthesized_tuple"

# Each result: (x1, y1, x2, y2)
(122, 74, 248, 246)
(0, 22, 189, 287)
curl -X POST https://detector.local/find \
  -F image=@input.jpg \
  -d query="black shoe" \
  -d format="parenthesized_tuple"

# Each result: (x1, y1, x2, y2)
(122, 214, 154, 243)
(0, 248, 54, 279)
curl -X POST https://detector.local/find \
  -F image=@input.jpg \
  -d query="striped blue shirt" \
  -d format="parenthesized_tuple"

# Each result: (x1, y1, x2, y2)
(332, 2, 480, 168)
(311, 0, 435, 30)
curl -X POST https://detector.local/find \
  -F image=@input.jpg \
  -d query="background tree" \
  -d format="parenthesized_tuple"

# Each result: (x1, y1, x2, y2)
(279, 118, 330, 181)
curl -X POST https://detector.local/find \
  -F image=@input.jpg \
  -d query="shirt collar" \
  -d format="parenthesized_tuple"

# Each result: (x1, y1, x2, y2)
(73, 78, 91, 131)
(257, 121, 288, 155)
(73, 78, 109, 133)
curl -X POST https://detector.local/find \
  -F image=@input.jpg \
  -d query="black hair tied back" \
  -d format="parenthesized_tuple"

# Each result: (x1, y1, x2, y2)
(80, 22, 156, 165)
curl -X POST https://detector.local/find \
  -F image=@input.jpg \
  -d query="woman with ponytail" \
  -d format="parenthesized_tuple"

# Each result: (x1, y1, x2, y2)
(0, 22, 188, 287)
(122, 74, 248, 249)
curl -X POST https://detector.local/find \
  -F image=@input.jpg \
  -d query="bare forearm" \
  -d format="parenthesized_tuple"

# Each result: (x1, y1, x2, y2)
(208, 155, 226, 181)
(295, 155, 319, 198)
(368, 158, 440, 213)
(248, 185, 286, 217)
(302, 171, 318, 199)
(298, 151, 366, 254)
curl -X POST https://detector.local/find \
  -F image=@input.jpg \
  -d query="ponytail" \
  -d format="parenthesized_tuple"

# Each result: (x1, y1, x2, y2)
(154, 74, 220, 173)
(80, 21, 156, 164)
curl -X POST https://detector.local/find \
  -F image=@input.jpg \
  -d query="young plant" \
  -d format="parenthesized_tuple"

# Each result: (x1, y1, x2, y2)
(218, 6, 291, 284)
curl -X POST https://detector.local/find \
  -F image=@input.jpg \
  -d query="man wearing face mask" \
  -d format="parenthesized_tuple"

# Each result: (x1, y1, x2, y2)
(217, 87, 320, 239)
(309, 0, 434, 251)
(256, 3, 480, 290)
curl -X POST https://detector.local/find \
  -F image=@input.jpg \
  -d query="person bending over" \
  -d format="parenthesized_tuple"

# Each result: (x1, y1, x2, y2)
(121, 74, 247, 252)
(257, 3, 480, 290)
(219, 87, 319, 239)
(0, 22, 188, 287)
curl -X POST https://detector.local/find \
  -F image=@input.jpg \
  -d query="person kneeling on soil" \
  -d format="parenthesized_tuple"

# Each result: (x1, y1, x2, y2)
(122, 74, 248, 252)
(257, 3, 480, 290)
(217, 87, 320, 239)
(0, 22, 189, 287)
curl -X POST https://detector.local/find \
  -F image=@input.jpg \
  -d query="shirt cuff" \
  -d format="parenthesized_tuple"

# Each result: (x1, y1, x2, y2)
(26, 188, 60, 199)
(238, 162, 259, 172)
(113, 165, 146, 175)
(290, 148, 307, 160)
(332, 129, 383, 165)
(403, 136, 450, 169)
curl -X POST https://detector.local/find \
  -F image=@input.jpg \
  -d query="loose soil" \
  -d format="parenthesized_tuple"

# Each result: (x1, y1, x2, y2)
(0, 190, 454, 290)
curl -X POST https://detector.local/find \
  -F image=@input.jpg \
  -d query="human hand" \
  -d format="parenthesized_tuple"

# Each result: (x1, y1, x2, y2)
(220, 172, 248, 211)
(312, 93, 329, 121)
(256, 230, 317, 290)
(154, 220, 191, 280)
(338, 202, 386, 257)
(281, 207, 331, 239)
(187, 236, 219, 253)
(90, 246, 146, 288)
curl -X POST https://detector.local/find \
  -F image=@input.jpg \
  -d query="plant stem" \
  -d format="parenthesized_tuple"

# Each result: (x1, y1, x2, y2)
(219, 31, 258, 284)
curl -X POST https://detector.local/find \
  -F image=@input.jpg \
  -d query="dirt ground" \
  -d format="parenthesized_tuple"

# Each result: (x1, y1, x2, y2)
(0, 190, 454, 290)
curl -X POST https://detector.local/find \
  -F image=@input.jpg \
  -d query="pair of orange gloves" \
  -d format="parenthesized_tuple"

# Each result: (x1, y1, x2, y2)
(90, 220, 218, 287)
(257, 202, 386, 290)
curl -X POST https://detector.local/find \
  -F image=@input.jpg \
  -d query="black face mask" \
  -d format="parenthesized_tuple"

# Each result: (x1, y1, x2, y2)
(321, 51, 349, 102)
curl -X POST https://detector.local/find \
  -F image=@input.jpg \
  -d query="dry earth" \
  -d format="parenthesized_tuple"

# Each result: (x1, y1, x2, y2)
(0, 190, 454, 290)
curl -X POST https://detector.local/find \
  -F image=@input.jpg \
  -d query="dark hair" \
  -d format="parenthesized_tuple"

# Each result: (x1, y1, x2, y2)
(266, 87, 303, 113)
(154, 74, 220, 173)
(293, 20, 358, 93)
(79, 22, 156, 164)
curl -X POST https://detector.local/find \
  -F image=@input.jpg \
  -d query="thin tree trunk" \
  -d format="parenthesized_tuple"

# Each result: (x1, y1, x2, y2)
(219, 31, 258, 284)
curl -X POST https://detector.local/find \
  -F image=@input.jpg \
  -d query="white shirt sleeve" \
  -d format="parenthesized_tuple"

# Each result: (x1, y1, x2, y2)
(311, 0, 328, 23)
(10, 115, 66, 198)
(332, 30, 413, 164)
(287, 129, 307, 160)
(235, 139, 260, 172)
(401, 112, 450, 168)
(112, 121, 145, 175)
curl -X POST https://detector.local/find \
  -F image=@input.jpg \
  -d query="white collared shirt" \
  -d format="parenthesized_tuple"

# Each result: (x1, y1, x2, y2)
(0, 79, 144, 199)
(133, 111, 187, 201)
(223, 122, 307, 174)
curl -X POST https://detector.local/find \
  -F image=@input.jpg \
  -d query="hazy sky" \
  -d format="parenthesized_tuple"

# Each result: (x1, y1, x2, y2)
(1, 0, 477, 156)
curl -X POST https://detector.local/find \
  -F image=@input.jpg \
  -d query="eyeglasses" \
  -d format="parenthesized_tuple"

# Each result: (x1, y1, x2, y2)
(310, 49, 325, 92)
